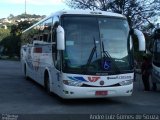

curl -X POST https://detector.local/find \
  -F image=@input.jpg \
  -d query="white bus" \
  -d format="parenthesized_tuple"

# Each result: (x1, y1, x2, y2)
(151, 28, 160, 90)
(21, 10, 145, 99)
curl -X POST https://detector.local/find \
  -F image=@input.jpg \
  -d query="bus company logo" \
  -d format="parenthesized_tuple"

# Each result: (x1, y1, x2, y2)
(88, 77, 100, 82)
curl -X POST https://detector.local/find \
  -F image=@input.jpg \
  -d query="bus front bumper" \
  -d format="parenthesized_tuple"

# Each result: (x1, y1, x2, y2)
(59, 84, 133, 99)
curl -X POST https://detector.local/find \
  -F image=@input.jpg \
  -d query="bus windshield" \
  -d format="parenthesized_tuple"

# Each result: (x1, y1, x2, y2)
(153, 40, 160, 63)
(62, 16, 132, 75)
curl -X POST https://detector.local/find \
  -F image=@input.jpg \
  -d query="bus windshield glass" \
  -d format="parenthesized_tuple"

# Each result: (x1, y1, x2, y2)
(153, 40, 160, 62)
(62, 16, 131, 74)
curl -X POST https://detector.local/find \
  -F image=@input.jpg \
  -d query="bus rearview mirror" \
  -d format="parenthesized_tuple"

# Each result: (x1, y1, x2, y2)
(133, 29, 146, 51)
(57, 25, 65, 50)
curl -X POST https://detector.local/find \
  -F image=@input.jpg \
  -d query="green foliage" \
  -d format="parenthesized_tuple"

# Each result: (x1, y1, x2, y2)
(65, 0, 159, 29)
(16, 14, 42, 19)
(0, 35, 21, 57)
(10, 21, 33, 36)
(0, 21, 32, 57)
(0, 28, 10, 42)
(0, 13, 44, 58)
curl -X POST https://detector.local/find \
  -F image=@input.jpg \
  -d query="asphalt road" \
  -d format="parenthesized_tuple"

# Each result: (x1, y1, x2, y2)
(0, 60, 160, 119)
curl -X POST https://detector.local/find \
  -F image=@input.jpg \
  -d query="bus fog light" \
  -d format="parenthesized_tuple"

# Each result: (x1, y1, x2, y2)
(126, 90, 130, 93)
(63, 90, 69, 94)
(63, 80, 83, 87)
(119, 80, 133, 86)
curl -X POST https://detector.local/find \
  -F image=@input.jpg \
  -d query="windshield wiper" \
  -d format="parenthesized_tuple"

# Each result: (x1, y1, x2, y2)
(84, 37, 97, 72)
(101, 41, 121, 74)
(87, 38, 97, 63)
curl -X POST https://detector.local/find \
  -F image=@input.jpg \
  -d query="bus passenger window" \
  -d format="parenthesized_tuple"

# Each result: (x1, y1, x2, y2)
(40, 35, 43, 41)
(52, 29, 56, 42)
(52, 29, 57, 52)
(43, 33, 48, 42)
(42, 18, 52, 43)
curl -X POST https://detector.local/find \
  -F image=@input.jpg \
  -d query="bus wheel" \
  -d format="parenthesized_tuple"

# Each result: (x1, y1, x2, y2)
(44, 72, 51, 94)
(24, 64, 29, 80)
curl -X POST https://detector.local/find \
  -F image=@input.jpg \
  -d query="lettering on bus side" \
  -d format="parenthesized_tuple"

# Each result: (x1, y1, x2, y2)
(107, 76, 132, 80)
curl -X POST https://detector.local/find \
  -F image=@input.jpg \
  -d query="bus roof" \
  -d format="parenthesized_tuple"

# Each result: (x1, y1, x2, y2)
(51, 10, 126, 19)
(23, 10, 126, 33)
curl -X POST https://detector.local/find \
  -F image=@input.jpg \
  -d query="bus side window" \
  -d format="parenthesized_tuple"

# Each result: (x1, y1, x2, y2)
(43, 33, 48, 42)
(52, 20, 59, 52)
(40, 35, 43, 41)
(52, 28, 57, 63)
(52, 19, 59, 53)
(52, 29, 56, 50)
(52, 17, 60, 69)
(39, 22, 44, 41)
(43, 18, 52, 42)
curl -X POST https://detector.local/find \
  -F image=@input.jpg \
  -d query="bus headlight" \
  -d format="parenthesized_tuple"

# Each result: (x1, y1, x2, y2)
(119, 80, 133, 86)
(63, 80, 83, 87)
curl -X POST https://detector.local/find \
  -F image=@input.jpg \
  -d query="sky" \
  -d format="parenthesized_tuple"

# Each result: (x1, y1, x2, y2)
(0, 0, 70, 18)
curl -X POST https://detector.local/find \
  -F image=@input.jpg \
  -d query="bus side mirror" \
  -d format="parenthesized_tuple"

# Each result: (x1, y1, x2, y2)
(56, 25, 65, 50)
(133, 29, 146, 51)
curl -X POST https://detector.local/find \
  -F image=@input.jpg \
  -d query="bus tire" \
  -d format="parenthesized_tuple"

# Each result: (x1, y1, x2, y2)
(24, 64, 29, 80)
(44, 71, 51, 94)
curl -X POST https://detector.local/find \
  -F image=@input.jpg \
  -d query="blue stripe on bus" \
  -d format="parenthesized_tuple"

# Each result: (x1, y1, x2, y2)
(68, 76, 88, 82)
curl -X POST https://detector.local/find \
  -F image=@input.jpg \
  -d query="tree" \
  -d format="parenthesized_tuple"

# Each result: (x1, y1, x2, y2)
(0, 21, 33, 57)
(0, 35, 21, 57)
(65, 0, 160, 29)
(8, 14, 14, 19)
(10, 21, 33, 36)
(0, 28, 10, 42)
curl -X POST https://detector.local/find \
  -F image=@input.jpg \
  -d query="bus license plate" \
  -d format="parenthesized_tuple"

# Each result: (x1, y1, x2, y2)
(95, 91, 108, 96)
